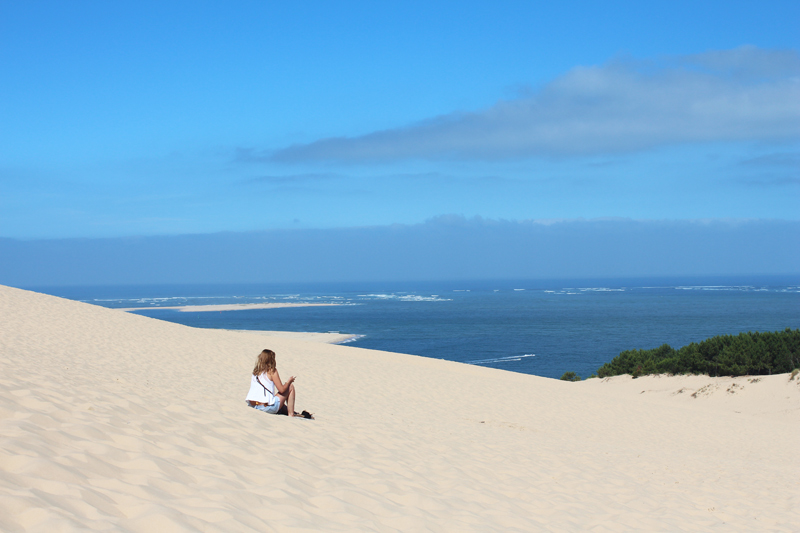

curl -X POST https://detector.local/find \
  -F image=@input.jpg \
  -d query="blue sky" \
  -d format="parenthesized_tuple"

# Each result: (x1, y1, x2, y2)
(1, 0, 799, 241)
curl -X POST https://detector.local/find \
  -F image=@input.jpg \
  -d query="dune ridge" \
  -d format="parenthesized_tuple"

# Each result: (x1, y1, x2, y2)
(1, 284, 798, 531)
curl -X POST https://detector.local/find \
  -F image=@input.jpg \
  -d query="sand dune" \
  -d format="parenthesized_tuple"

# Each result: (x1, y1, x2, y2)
(1, 284, 798, 531)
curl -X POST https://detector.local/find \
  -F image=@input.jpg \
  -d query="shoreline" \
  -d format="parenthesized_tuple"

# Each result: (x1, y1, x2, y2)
(114, 302, 340, 312)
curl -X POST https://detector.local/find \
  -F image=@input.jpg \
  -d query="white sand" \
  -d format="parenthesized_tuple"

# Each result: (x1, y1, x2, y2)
(116, 303, 338, 312)
(1, 284, 798, 531)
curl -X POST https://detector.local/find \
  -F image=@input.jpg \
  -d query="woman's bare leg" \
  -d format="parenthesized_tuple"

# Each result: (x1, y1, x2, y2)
(275, 394, 288, 415)
(287, 384, 296, 417)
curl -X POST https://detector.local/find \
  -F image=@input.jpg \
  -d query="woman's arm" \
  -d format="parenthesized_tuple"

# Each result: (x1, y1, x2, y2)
(269, 369, 295, 395)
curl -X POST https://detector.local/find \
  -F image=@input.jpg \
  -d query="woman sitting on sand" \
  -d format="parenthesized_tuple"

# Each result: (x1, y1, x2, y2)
(245, 349, 297, 416)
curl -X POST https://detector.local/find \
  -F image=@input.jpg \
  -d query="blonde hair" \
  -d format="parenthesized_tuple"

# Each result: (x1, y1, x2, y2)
(253, 349, 276, 376)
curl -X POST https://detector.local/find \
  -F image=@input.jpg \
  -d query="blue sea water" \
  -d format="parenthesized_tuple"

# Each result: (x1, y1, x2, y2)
(38, 276, 799, 380)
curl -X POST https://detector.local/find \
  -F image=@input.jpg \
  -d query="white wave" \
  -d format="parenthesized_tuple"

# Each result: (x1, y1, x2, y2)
(639, 285, 796, 293)
(358, 293, 451, 302)
(403, 295, 451, 302)
(675, 285, 760, 291)
(335, 334, 366, 345)
(466, 353, 536, 365)
(544, 290, 582, 295)
(93, 296, 189, 303)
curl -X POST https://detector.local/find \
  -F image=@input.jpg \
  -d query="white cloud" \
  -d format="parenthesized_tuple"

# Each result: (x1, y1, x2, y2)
(271, 47, 800, 162)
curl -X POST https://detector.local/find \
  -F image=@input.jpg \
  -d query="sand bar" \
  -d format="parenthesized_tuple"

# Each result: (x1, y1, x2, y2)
(115, 302, 339, 312)
(1, 284, 798, 531)
(226, 329, 361, 345)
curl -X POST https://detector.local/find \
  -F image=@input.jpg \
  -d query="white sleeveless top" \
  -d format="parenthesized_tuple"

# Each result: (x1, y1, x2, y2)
(245, 373, 277, 405)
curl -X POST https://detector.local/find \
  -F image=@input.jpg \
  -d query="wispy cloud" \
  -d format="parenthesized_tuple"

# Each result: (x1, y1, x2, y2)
(239, 171, 515, 186)
(233, 147, 272, 163)
(733, 176, 800, 188)
(240, 173, 341, 185)
(381, 172, 517, 185)
(734, 151, 800, 187)
(738, 152, 800, 168)
(270, 46, 800, 163)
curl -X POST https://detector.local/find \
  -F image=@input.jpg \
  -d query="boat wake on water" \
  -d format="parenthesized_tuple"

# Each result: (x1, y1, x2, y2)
(465, 353, 536, 365)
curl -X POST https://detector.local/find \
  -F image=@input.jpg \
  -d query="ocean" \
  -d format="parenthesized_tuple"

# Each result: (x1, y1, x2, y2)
(37, 276, 799, 380)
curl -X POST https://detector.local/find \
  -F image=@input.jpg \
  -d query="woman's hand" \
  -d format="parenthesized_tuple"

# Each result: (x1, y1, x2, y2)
(270, 369, 295, 394)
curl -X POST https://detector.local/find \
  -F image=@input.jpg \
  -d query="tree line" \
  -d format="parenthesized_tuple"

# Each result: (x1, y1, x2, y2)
(561, 328, 800, 380)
